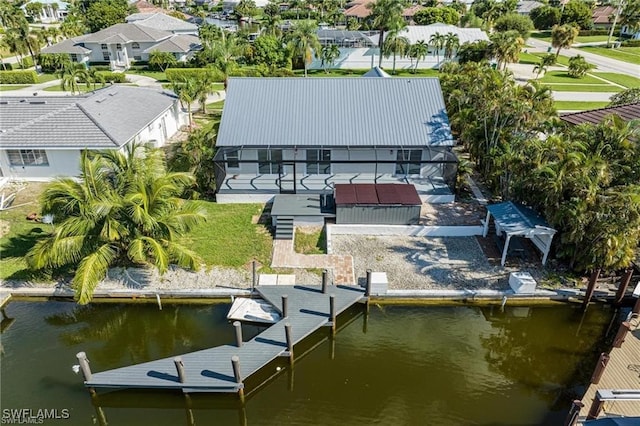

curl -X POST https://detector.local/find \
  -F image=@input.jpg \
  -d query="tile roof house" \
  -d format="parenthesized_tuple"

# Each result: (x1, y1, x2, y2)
(0, 86, 188, 181)
(560, 103, 640, 125)
(592, 5, 616, 28)
(40, 20, 201, 71)
(213, 77, 458, 203)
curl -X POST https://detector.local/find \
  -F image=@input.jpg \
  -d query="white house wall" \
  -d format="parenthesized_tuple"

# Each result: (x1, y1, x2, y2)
(84, 41, 160, 63)
(308, 47, 451, 70)
(0, 149, 81, 181)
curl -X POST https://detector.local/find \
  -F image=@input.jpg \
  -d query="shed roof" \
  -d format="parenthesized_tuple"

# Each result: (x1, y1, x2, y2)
(486, 201, 554, 236)
(560, 103, 640, 125)
(335, 184, 421, 205)
(0, 86, 178, 149)
(217, 77, 454, 147)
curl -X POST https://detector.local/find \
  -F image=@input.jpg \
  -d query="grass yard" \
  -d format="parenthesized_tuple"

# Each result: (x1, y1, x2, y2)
(0, 183, 51, 281)
(179, 202, 273, 268)
(554, 100, 610, 110)
(531, 52, 572, 66)
(519, 51, 540, 65)
(0, 85, 29, 91)
(592, 72, 640, 88)
(579, 46, 640, 65)
(544, 84, 622, 92)
(531, 32, 614, 44)
(37, 73, 58, 83)
(294, 227, 326, 255)
(539, 71, 603, 84)
(297, 68, 440, 77)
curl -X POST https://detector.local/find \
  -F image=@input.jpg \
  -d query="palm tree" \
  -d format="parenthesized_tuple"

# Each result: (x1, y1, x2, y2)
(59, 64, 89, 94)
(262, 13, 283, 37)
(532, 54, 556, 79)
(383, 28, 409, 74)
(410, 40, 429, 73)
(320, 44, 340, 73)
(443, 33, 460, 61)
(26, 145, 206, 304)
(287, 20, 321, 77)
(0, 29, 27, 65)
(490, 30, 524, 70)
(429, 32, 445, 66)
(172, 76, 198, 126)
(551, 24, 579, 60)
(195, 71, 218, 114)
(367, 0, 405, 67)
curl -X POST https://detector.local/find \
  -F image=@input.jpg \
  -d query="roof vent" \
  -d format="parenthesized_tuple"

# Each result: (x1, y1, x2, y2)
(95, 97, 108, 103)
(109, 91, 117, 96)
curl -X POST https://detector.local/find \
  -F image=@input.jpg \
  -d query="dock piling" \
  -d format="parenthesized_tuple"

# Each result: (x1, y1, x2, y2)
(329, 294, 336, 335)
(563, 400, 583, 426)
(76, 351, 95, 396)
(365, 270, 372, 297)
(590, 353, 609, 384)
(322, 269, 328, 294)
(234, 321, 243, 348)
(615, 269, 633, 304)
(586, 391, 605, 420)
(174, 357, 187, 383)
(582, 269, 601, 311)
(612, 321, 630, 348)
(282, 295, 288, 318)
(231, 355, 245, 403)
(285, 323, 294, 365)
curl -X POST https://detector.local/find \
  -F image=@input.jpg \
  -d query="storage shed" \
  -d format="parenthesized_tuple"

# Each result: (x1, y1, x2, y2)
(335, 184, 422, 224)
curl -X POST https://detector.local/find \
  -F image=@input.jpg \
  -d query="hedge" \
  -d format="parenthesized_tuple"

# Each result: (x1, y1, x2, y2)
(166, 67, 221, 82)
(578, 29, 610, 36)
(21, 56, 34, 69)
(623, 40, 640, 47)
(96, 71, 127, 83)
(0, 70, 38, 84)
(0, 63, 13, 71)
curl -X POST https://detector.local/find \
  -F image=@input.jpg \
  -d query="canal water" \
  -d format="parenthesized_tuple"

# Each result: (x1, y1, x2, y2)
(0, 300, 617, 425)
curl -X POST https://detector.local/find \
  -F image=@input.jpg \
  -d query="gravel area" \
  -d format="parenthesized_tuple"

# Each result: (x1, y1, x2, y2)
(420, 202, 486, 226)
(332, 235, 550, 290)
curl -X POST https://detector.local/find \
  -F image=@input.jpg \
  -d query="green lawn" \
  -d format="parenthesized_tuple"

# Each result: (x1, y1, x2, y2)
(0, 183, 52, 281)
(179, 202, 273, 268)
(554, 100, 610, 110)
(206, 100, 225, 111)
(592, 72, 640, 88)
(519, 51, 541, 65)
(531, 52, 572, 66)
(578, 46, 640, 65)
(296, 68, 440, 77)
(544, 84, 621, 92)
(539, 71, 603, 84)
(294, 228, 326, 255)
(531, 32, 615, 44)
(0, 85, 29, 91)
(37, 73, 58, 83)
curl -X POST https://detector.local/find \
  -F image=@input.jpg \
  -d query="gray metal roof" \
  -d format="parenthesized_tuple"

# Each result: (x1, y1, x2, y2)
(362, 66, 390, 78)
(486, 201, 555, 236)
(0, 86, 179, 149)
(41, 37, 91, 54)
(143, 34, 201, 53)
(217, 77, 454, 147)
(82, 23, 170, 43)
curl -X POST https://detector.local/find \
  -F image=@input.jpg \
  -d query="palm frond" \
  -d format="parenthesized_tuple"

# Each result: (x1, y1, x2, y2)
(72, 243, 117, 304)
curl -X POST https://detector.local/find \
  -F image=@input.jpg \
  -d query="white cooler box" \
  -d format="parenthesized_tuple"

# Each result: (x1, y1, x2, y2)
(509, 272, 537, 294)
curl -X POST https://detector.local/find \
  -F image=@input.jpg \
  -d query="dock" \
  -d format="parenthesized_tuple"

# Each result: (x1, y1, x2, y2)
(575, 314, 640, 423)
(81, 284, 365, 394)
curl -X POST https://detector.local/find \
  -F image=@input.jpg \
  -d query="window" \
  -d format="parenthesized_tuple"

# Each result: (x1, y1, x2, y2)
(258, 149, 282, 174)
(134, 55, 142, 61)
(7, 150, 49, 166)
(132, 42, 140, 49)
(306, 149, 331, 174)
(102, 52, 110, 61)
(70, 53, 78, 61)
(395, 149, 422, 175)
(101, 44, 107, 50)
(116, 43, 122, 50)
(226, 149, 239, 169)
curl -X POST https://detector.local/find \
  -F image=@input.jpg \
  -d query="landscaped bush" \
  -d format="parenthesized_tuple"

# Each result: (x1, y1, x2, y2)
(21, 56, 34, 69)
(577, 29, 610, 36)
(96, 71, 127, 83)
(0, 63, 13, 71)
(0, 70, 38, 84)
(166, 67, 220, 82)
(89, 65, 111, 71)
(267, 68, 295, 77)
(88, 62, 110, 68)
(623, 40, 640, 47)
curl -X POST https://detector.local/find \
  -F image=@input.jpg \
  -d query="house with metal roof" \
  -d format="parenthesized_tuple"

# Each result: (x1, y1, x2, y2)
(41, 21, 201, 70)
(0, 86, 188, 181)
(213, 77, 458, 203)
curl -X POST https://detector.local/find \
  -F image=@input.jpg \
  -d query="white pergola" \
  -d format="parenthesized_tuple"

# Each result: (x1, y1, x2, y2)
(482, 201, 557, 267)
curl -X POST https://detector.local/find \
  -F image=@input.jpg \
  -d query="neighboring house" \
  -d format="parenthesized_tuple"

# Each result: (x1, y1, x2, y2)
(592, 5, 616, 30)
(343, 0, 425, 23)
(20, 0, 69, 24)
(560, 103, 640, 126)
(516, 1, 543, 16)
(125, 12, 198, 35)
(41, 22, 201, 70)
(310, 24, 489, 70)
(213, 77, 458, 203)
(0, 86, 188, 181)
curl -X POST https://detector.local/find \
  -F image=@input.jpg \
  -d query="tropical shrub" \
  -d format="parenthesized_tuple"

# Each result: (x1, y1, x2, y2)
(0, 70, 38, 84)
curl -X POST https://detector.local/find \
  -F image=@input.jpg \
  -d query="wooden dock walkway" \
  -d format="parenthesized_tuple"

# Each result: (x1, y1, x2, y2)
(577, 315, 640, 423)
(83, 285, 365, 394)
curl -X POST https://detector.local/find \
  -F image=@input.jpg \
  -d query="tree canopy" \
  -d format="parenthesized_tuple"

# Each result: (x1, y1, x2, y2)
(413, 7, 460, 25)
(27, 145, 206, 304)
(85, 0, 129, 33)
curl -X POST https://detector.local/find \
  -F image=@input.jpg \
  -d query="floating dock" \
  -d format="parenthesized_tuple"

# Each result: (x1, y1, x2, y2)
(80, 285, 365, 394)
